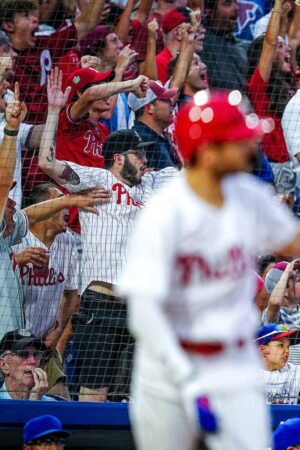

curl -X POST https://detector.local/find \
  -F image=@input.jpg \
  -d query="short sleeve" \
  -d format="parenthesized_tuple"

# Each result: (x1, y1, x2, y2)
(4, 211, 28, 247)
(282, 95, 300, 158)
(62, 161, 106, 193)
(142, 167, 180, 194)
(248, 180, 298, 253)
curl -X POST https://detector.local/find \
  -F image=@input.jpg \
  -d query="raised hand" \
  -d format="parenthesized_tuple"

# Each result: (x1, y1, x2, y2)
(29, 368, 49, 400)
(14, 247, 49, 267)
(81, 55, 102, 71)
(116, 45, 138, 71)
(5, 82, 27, 130)
(132, 75, 149, 98)
(44, 322, 63, 350)
(70, 188, 112, 214)
(47, 67, 72, 112)
(0, 56, 13, 80)
(147, 18, 159, 40)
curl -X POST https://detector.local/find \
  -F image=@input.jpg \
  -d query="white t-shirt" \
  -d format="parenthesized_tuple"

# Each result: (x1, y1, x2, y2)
(120, 173, 297, 343)
(1, 91, 33, 208)
(263, 363, 300, 404)
(64, 162, 178, 293)
(13, 230, 78, 338)
(282, 90, 300, 163)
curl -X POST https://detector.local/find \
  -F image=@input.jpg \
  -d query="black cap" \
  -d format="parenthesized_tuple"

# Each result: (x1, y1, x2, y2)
(0, 329, 47, 356)
(102, 130, 154, 165)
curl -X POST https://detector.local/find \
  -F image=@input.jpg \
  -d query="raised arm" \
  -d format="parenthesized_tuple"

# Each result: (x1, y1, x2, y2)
(266, 262, 292, 321)
(70, 74, 149, 121)
(74, 0, 106, 40)
(115, 0, 137, 44)
(258, 0, 283, 82)
(23, 188, 111, 225)
(0, 83, 26, 223)
(170, 26, 195, 90)
(38, 68, 73, 184)
(288, 0, 300, 71)
(140, 19, 159, 80)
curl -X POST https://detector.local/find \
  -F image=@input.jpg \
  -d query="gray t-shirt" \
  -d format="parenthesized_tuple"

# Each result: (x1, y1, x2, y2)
(0, 211, 28, 339)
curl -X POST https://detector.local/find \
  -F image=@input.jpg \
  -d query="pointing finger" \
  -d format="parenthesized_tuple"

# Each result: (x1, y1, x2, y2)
(14, 82, 20, 102)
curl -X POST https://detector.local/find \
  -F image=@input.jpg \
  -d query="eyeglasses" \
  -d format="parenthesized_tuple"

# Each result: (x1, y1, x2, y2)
(3, 350, 45, 359)
(123, 149, 146, 160)
(27, 437, 66, 448)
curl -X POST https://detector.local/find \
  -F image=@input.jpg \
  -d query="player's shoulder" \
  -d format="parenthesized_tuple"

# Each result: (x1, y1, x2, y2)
(224, 173, 275, 200)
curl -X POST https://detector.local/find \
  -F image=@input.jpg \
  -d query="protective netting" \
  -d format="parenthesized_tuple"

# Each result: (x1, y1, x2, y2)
(0, 0, 299, 405)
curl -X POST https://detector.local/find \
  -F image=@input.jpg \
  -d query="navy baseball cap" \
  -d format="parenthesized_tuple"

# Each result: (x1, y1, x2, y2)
(23, 415, 70, 444)
(273, 418, 300, 450)
(0, 329, 46, 356)
(255, 324, 299, 345)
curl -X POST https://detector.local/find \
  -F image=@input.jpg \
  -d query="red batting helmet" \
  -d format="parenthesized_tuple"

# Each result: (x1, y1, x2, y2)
(175, 90, 274, 163)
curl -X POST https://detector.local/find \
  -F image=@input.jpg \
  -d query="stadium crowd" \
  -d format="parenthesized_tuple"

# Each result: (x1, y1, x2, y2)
(1, 0, 300, 412)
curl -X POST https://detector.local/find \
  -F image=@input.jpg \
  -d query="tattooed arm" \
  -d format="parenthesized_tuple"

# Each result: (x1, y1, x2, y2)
(38, 67, 81, 186)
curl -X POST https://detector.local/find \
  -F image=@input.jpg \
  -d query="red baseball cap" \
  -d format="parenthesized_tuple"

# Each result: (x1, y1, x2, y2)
(175, 90, 274, 163)
(162, 7, 191, 34)
(65, 68, 114, 104)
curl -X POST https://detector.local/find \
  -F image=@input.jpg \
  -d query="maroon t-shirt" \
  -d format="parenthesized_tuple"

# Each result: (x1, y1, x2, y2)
(14, 22, 77, 125)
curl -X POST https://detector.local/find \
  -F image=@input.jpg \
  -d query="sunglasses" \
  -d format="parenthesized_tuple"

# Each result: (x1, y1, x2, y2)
(2, 350, 45, 359)
(27, 437, 66, 448)
(123, 149, 146, 160)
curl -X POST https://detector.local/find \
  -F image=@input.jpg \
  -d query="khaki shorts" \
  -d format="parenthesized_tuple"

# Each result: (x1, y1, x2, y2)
(42, 350, 66, 389)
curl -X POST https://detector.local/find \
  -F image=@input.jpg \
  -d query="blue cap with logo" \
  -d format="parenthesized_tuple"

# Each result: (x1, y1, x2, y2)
(273, 418, 300, 450)
(255, 324, 299, 346)
(23, 415, 70, 444)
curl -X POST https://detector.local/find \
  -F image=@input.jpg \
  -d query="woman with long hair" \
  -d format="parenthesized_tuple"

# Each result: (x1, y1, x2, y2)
(246, 0, 297, 168)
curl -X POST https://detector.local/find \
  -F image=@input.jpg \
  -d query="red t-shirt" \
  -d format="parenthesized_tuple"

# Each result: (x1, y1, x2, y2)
(56, 104, 110, 232)
(156, 47, 173, 84)
(246, 67, 290, 163)
(58, 49, 81, 87)
(14, 22, 77, 125)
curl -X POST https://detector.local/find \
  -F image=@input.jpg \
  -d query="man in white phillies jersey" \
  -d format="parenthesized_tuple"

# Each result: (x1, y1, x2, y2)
(38, 69, 178, 401)
(118, 91, 300, 450)
(12, 183, 79, 398)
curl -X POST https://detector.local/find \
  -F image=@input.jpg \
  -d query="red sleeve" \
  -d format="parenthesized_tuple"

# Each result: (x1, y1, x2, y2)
(57, 49, 80, 87)
(246, 67, 269, 117)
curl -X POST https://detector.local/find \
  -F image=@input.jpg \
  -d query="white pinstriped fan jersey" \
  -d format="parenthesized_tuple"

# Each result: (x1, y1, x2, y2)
(63, 162, 178, 293)
(13, 230, 78, 337)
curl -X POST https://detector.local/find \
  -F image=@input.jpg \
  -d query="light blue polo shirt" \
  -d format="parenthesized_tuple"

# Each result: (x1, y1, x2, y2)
(0, 211, 28, 339)
(0, 382, 56, 401)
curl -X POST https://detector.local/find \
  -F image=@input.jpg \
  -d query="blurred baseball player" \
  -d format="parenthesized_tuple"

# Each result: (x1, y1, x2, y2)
(119, 90, 300, 450)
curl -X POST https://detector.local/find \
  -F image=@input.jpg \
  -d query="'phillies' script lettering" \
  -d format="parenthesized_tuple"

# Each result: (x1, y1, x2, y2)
(19, 265, 65, 287)
(112, 183, 144, 207)
(176, 247, 248, 285)
(83, 131, 104, 158)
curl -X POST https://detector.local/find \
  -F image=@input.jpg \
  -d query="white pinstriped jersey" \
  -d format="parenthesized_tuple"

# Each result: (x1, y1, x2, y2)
(63, 162, 178, 293)
(263, 363, 300, 404)
(13, 230, 78, 338)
